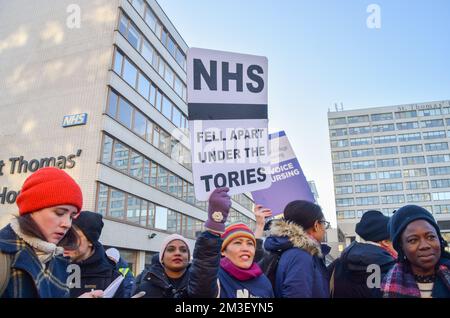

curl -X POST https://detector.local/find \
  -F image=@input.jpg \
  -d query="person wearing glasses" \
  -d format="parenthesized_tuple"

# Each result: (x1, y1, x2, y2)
(263, 200, 331, 298)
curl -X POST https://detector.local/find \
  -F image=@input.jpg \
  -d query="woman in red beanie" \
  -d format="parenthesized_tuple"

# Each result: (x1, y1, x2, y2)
(0, 167, 102, 298)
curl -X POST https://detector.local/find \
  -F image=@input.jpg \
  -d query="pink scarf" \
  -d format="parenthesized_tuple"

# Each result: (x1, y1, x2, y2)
(220, 257, 263, 281)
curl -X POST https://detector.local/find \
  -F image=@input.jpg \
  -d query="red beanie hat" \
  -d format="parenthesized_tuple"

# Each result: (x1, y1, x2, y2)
(16, 167, 83, 215)
(221, 223, 256, 252)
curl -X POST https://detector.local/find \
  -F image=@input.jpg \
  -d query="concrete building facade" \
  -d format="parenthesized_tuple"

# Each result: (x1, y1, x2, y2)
(0, 0, 256, 274)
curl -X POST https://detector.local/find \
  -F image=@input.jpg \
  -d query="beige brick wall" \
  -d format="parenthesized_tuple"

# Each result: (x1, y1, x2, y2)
(0, 0, 119, 220)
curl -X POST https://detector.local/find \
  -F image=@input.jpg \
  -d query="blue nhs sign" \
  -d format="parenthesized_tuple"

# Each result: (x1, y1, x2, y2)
(62, 113, 88, 128)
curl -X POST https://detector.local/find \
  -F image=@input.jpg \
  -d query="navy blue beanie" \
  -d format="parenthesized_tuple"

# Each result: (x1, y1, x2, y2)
(389, 205, 447, 258)
(355, 210, 390, 242)
(73, 211, 104, 243)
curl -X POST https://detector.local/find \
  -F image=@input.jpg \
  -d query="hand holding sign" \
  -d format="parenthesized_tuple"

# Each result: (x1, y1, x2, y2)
(253, 204, 272, 239)
(205, 187, 232, 234)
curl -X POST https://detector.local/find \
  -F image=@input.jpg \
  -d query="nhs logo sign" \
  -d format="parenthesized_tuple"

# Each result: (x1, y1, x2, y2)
(62, 113, 88, 128)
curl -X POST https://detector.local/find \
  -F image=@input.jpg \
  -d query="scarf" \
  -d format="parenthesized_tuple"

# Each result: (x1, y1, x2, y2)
(10, 218, 64, 265)
(381, 261, 450, 298)
(220, 257, 263, 281)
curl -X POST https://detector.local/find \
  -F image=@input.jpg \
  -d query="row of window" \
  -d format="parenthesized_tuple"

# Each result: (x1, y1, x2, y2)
(113, 49, 188, 130)
(96, 183, 203, 239)
(96, 182, 255, 238)
(332, 143, 449, 160)
(129, 0, 186, 70)
(334, 167, 450, 183)
(329, 105, 450, 126)
(331, 126, 450, 140)
(336, 180, 435, 195)
(101, 134, 207, 210)
(118, 10, 186, 101)
(336, 204, 445, 220)
(107, 89, 191, 170)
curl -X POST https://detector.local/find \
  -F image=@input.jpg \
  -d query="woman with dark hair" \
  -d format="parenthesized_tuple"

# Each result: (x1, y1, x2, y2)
(381, 205, 450, 298)
(263, 200, 331, 298)
(0, 167, 102, 298)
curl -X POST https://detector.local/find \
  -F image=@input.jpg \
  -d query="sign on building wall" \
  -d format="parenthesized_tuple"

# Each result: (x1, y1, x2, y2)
(251, 131, 314, 217)
(62, 113, 88, 127)
(187, 48, 271, 200)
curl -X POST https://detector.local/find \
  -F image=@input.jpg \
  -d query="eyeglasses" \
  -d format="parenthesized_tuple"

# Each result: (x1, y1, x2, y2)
(319, 220, 331, 230)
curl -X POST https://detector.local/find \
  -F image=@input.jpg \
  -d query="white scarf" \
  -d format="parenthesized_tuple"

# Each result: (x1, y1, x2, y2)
(10, 218, 64, 265)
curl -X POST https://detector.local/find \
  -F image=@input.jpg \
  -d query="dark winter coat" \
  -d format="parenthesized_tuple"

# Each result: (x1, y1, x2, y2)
(70, 242, 125, 298)
(264, 220, 331, 298)
(328, 241, 396, 298)
(0, 224, 70, 298)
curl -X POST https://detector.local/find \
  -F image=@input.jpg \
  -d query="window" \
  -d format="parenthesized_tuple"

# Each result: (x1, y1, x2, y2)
(381, 195, 405, 204)
(348, 115, 369, 124)
(172, 107, 182, 128)
(429, 166, 450, 176)
(107, 90, 118, 118)
(379, 182, 403, 192)
(423, 131, 446, 140)
(133, 111, 147, 139)
(349, 126, 370, 135)
(372, 124, 395, 133)
(396, 121, 419, 130)
(403, 168, 427, 178)
(432, 192, 450, 201)
(329, 117, 347, 126)
(129, 151, 143, 180)
(161, 96, 173, 120)
(355, 184, 378, 193)
(333, 162, 351, 171)
(155, 90, 162, 111)
(142, 40, 154, 65)
(395, 110, 417, 119)
(127, 195, 142, 224)
(176, 48, 186, 69)
(167, 209, 178, 233)
(353, 172, 377, 181)
(164, 66, 175, 87)
(352, 160, 376, 169)
(371, 113, 393, 121)
(335, 186, 353, 195)
(330, 128, 347, 137)
(131, 0, 145, 14)
(337, 210, 356, 219)
(167, 36, 176, 56)
(431, 179, 450, 189)
(350, 137, 371, 146)
(402, 156, 425, 165)
(332, 151, 350, 160)
(425, 142, 449, 152)
(137, 73, 150, 99)
(174, 77, 183, 97)
(118, 13, 128, 35)
(123, 59, 138, 87)
(406, 181, 429, 190)
(143, 159, 151, 185)
(118, 98, 133, 129)
(112, 141, 129, 173)
(421, 119, 444, 128)
(419, 108, 442, 117)
(400, 144, 423, 154)
(433, 205, 450, 214)
(375, 146, 398, 156)
(427, 154, 450, 163)
(101, 135, 113, 165)
(334, 174, 352, 183)
(109, 189, 125, 219)
(331, 139, 349, 148)
(97, 184, 109, 216)
(149, 84, 157, 107)
(374, 135, 397, 144)
(378, 170, 402, 179)
(355, 196, 379, 206)
(157, 166, 168, 192)
(127, 24, 141, 50)
(144, 7, 157, 31)
(377, 158, 400, 168)
(155, 206, 168, 230)
(113, 51, 123, 74)
(351, 148, 374, 157)
(159, 130, 171, 155)
(336, 198, 354, 207)
(398, 132, 421, 142)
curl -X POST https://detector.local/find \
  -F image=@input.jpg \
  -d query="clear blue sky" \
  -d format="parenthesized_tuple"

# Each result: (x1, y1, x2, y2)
(158, 0, 450, 227)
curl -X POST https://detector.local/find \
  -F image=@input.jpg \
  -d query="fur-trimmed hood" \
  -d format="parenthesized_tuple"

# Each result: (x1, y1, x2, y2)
(265, 219, 329, 258)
